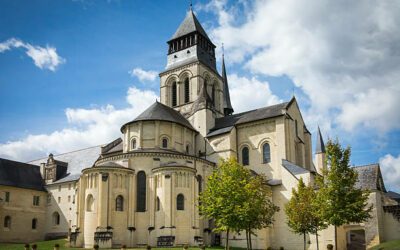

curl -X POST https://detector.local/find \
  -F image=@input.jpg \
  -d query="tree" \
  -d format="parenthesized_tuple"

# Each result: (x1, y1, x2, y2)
(242, 172, 279, 250)
(285, 178, 327, 250)
(316, 139, 372, 250)
(199, 158, 279, 250)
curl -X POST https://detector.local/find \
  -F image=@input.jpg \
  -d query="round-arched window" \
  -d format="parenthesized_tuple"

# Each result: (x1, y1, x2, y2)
(177, 194, 185, 210)
(242, 146, 249, 166)
(116, 195, 124, 211)
(86, 194, 94, 212)
(263, 143, 271, 163)
(131, 139, 137, 150)
(53, 212, 60, 226)
(162, 138, 168, 148)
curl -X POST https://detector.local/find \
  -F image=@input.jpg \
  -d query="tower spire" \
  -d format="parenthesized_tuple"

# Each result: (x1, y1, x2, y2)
(222, 51, 234, 116)
(316, 126, 325, 154)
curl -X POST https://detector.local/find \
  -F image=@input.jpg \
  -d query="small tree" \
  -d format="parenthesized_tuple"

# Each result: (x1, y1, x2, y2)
(242, 173, 279, 250)
(285, 178, 326, 250)
(199, 158, 250, 249)
(316, 139, 372, 250)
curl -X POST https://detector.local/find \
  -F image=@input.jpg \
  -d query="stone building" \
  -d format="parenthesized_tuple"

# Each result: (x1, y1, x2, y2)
(1, 8, 399, 249)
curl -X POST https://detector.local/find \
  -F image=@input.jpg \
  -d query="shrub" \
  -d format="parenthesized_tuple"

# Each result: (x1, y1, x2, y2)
(146, 245, 151, 250)
(54, 244, 60, 247)
(280, 247, 284, 250)
(327, 244, 334, 250)
(93, 244, 99, 250)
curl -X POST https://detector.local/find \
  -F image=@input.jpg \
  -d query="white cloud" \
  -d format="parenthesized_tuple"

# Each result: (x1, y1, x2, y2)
(0, 38, 65, 71)
(129, 67, 158, 82)
(379, 154, 400, 192)
(0, 87, 157, 162)
(228, 74, 281, 113)
(203, 0, 400, 133)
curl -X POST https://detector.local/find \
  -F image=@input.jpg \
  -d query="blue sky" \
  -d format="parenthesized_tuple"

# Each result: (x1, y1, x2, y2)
(0, 0, 399, 192)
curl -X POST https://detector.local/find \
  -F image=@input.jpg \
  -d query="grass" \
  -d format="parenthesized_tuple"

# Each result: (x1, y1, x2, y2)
(369, 240, 400, 250)
(0, 239, 229, 250)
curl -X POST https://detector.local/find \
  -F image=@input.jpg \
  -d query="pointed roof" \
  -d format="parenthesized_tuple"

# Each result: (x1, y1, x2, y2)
(222, 55, 234, 115)
(316, 126, 325, 154)
(170, 9, 211, 41)
(121, 102, 195, 131)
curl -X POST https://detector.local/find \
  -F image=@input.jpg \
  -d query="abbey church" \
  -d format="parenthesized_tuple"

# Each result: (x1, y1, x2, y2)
(1, 9, 399, 250)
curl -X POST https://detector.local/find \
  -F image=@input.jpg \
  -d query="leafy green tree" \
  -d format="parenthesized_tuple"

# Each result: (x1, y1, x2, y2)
(199, 158, 279, 250)
(242, 172, 279, 250)
(285, 178, 326, 250)
(316, 139, 372, 250)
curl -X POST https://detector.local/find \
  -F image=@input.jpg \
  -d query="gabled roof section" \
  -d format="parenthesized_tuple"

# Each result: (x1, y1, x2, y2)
(208, 101, 289, 137)
(29, 146, 101, 176)
(354, 164, 386, 192)
(102, 138, 123, 155)
(121, 101, 195, 132)
(170, 10, 211, 42)
(282, 159, 310, 180)
(316, 126, 326, 153)
(0, 158, 45, 191)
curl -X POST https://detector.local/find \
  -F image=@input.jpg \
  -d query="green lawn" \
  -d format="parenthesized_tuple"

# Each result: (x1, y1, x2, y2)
(369, 240, 400, 250)
(0, 239, 228, 250)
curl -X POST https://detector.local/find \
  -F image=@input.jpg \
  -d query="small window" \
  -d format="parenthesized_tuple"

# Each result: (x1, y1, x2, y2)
(58, 197, 61, 203)
(32, 218, 37, 230)
(162, 138, 168, 148)
(3, 216, 11, 229)
(212, 85, 215, 106)
(156, 197, 160, 211)
(186, 144, 190, 154)
(136, 171, 146, 212)
(5, 192, 10, 202)
(86, 195, 94, 212)
(197, 175, 203, 193)
(131, 138, 137, 150)
(184, 78, 190, 103)
(263, 143, 271, 163)
(177, 194, 184, 210)
(33, 196, 40, 206)
(242, 147, 249, 166)
(53, 212, 60, 225)
(172, 81, 177, 106)
(116, 195, 124, 211)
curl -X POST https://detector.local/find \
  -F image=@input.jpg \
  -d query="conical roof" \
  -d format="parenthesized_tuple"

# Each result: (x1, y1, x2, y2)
(316, 126, 325, 153)
(170, 10, 211, 41)
(121, 102, 195, 132)
(222, 55, 234, 115)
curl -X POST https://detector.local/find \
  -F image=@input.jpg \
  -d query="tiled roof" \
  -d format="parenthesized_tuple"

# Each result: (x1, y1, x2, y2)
(354, 164, 386, 192)
(207, 101, 289, 137)
(121, 101, 195, 132)
(29, 146, 101, 176)
(0, 158, 45, 191)
(170, 10, 211, 41)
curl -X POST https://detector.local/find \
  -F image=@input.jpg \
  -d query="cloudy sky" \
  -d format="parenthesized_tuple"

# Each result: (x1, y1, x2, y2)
(0, 0, 399, 192)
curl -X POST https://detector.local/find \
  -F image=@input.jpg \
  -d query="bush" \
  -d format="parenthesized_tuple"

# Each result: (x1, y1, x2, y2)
(93, 244, 99, 250)
(183, 244, 189, 249)
(55, 244, 60, 247)
(32, 244, 37, 250)
(24, 244, 30, 248)
(146, 245, 151, 250)
(327, 244, 334, 250)
(280, 247, 284, 250)
(266, 247, 272, 250)
(121, 244, 127, 248)
(200, 245, 206, 250)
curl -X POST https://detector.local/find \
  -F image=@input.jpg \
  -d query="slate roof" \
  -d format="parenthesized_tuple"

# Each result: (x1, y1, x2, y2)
(121, 101, 196, 132)
(354, 164, 386, 192)
(29, 146, 101, 183)
(207, 101, 289, 137)
(222, 55, 233, 115)
(102, 138, 123, 155)
(387, 191, 400, 202)
(170, 10, 211, 42)
(0, 158, 45, 191)
(282, 159, 310, 180)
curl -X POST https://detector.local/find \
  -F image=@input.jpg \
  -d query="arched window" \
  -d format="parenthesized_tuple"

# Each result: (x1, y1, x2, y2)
(242, 147, 249, 166)
(197, 175, 203, 193)
(162, 138, 168, 148)
(32, 218, 37, 230)
(136, 171, 146, 212)
(177, 194, 184, 210)
(86, 194, 94, 212)
(184, 78, 190, 103)
(186, 144, 190, 154)
(3, 216, 11, 229)
(53, 212, 60, 226)
(131, 139, 137, 150)
(263, 143, 271, 163)
(156, 197, 160, 211)
(172, 81, 177, 106)
(116, 195, 124, 211)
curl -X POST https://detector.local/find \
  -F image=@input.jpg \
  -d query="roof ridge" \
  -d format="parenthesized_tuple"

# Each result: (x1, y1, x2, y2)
(27, 144, 103, 163)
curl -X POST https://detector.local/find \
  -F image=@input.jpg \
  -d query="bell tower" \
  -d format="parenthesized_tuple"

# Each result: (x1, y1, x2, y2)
(159, 8, 233, 137)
